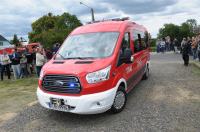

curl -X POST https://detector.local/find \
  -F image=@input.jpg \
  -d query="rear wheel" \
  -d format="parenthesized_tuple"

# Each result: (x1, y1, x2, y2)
(111, 86, 127, 113)
(142, 65, 149, 80)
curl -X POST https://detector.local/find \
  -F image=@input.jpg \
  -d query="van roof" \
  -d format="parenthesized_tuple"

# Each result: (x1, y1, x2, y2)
(70, 21, 146, 35)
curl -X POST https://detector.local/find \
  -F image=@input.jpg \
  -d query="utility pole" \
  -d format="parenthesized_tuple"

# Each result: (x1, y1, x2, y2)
(80, 2, 95, 22)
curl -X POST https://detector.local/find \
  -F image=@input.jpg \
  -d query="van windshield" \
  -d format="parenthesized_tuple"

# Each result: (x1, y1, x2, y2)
(55, 32, 119, 59)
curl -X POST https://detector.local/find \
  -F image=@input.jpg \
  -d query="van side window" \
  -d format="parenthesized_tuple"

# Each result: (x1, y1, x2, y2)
(122, 33, 130, 51)
(140, 32, 146, 50)
(144, 31, 150, 47)
(133, 30, 148, 53)
(133, 31, 141, 53)
(117, 32, 131, 66)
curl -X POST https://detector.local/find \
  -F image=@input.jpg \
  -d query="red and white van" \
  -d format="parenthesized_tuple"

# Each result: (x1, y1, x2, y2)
(37, 18, 150, 114)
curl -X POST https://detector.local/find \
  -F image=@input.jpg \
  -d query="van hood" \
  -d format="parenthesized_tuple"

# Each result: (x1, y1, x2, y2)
(43, 57, 113, 77)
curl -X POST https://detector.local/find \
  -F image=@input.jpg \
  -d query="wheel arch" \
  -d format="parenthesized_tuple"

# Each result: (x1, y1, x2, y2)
(115, 78, 127, 92)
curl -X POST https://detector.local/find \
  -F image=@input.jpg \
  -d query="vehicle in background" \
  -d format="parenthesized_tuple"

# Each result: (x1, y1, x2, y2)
(17, 43, 40, 53)
(0, 43, 40, 55)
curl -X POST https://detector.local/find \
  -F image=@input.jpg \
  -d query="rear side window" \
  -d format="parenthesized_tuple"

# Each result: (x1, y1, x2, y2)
(144, 31, 150, 47)
(132, 31, 140, 53)
(132, 30, 149, 53)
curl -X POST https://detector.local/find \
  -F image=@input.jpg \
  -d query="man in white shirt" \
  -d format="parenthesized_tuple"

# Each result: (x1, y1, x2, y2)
(0, 50, 11, 81)
(36, 48, 46, 77)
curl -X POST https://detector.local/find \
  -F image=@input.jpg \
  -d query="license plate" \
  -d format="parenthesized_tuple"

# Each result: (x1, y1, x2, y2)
(49, 98, 69, 111)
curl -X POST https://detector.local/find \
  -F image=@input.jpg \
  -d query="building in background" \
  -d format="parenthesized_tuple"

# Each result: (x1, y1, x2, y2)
(0, 34, 14, 49)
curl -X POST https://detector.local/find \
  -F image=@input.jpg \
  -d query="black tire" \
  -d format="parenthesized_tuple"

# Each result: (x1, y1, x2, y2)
(142, 65, 149, 80)
(111, 86, 127, 113)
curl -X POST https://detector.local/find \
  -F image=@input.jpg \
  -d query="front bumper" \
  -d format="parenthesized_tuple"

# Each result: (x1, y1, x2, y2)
(36, 86, 118, 114)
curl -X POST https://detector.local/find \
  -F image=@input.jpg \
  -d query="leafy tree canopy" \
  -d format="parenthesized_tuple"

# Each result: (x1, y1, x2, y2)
(29, 12, 82, 48)
(157, 19, 199, 42)
(186, 19, 197, 33)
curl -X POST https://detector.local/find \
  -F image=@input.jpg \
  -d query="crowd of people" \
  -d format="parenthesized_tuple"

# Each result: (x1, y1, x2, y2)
(156, 36, 180, 53)
(156, 35, 200, 66)
(181, 35, 200, 66)
(0, 43, 61, 81)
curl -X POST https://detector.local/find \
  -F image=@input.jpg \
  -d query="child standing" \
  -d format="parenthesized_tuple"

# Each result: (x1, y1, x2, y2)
(20, 53, 28, 78)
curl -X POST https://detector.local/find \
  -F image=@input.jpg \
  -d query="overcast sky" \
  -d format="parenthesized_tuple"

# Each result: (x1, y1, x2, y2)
(0, 0, 200, 40)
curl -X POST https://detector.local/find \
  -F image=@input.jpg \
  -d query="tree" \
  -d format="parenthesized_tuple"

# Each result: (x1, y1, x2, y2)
(11, 34, 20, 47)
(179, 22, 194, 38)
(196, 25, 200, 34)
(186, 19, 197, 34)
(157, 23, 180, 40)
(29, 12, 82, 48)
(157, 19, 198, 42)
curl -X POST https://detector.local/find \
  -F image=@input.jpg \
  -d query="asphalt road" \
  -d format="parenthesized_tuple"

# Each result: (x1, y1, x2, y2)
(1, 53, 200, 132)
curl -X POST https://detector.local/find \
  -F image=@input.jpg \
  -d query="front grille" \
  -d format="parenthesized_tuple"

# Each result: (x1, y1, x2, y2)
(42, 75, 81, 94)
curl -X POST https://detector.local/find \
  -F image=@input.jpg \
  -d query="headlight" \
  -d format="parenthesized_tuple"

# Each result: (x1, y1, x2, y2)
(86, 65, 111, 83)
(39, 69, 45, 80)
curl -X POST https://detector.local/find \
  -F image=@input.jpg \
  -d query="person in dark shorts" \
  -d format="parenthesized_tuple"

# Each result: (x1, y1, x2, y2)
(182, 38, 190, 66)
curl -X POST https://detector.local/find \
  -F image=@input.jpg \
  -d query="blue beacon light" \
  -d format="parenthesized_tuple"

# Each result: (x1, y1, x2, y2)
(69, 83, 75, 87)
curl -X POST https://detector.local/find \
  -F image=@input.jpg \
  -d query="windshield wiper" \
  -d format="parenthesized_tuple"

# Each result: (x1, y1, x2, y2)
(56, 52, 66, 60)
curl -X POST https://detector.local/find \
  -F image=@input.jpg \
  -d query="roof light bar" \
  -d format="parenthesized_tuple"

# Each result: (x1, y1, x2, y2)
(86, 17, 130, 24)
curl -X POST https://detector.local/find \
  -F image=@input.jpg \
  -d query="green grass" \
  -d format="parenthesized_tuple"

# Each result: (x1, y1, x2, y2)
(0, 77, 38, 117)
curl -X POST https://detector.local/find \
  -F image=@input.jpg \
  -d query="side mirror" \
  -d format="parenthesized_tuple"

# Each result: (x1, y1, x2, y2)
(121, 48, 133, 64)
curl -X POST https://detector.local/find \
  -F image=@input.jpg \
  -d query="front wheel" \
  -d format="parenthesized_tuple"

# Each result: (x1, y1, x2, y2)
(111, 86, 127, 113)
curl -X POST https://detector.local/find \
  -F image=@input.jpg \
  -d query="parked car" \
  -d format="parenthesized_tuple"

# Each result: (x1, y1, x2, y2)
(37, 18, 150, 114)
(0, 43, 40, 55)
